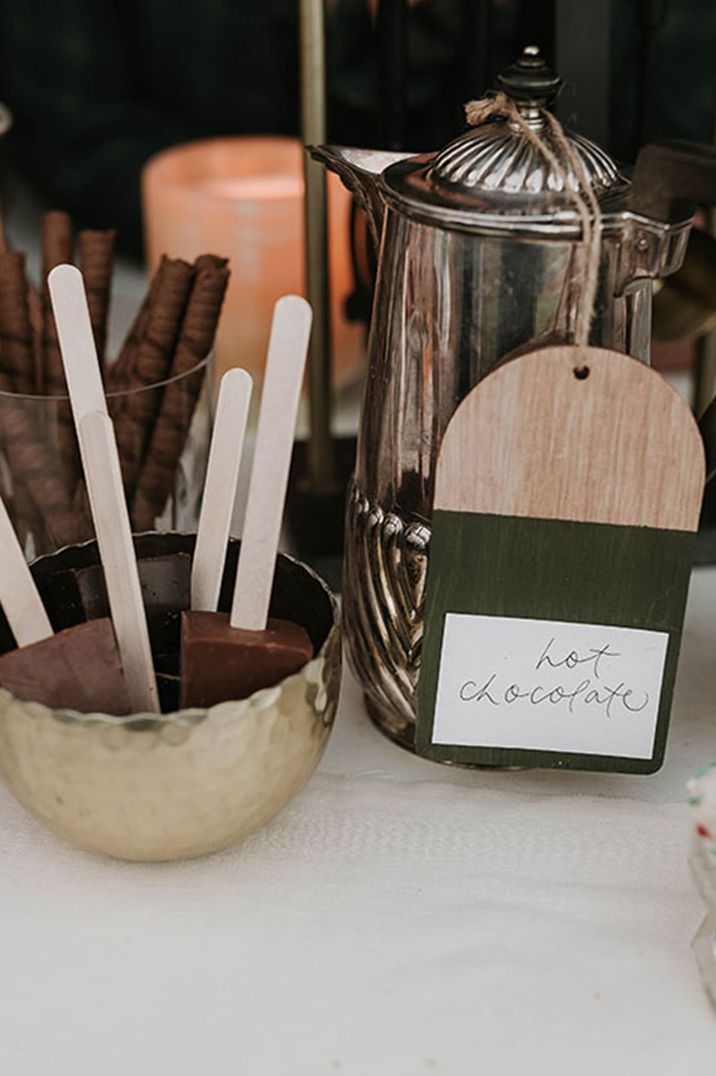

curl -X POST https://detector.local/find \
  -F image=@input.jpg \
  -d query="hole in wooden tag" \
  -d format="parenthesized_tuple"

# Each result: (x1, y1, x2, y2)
(573, 366, 590, 380)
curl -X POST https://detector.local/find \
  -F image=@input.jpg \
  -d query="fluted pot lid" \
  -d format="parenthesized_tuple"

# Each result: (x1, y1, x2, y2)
(382, 46, 630, 235)
(427, 120, 622, 200)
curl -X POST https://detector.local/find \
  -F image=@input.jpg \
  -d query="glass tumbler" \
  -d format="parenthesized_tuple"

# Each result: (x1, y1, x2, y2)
(0, 354, 213, 559)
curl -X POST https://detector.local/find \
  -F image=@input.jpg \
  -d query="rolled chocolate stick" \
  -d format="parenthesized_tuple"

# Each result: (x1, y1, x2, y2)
(113, 257, 194, 499)
(40, 211, 79, 492)
(26, 282, 44, 393)
(107, 257, 170, 392)
(41, 210, 73, 395)
(131, 260, 229, 531)
(0, 253, 44, 542)
(0, 370, 87, 549)
(194, 254, 229, 273)
(0, 251, 35, 394)
(78, 228, 116, 377)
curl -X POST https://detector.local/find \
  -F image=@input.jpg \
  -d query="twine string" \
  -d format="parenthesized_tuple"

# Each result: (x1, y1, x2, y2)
(464, 92, 602, 347)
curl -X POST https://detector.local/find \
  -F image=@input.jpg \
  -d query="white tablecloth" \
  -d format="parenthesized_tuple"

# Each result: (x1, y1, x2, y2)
(1, 566, 716, 1074)
(2, 174, 713, 1072)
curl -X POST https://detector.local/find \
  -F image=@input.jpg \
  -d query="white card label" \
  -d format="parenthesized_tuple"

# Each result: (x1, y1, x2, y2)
(431, 615, 669, 759)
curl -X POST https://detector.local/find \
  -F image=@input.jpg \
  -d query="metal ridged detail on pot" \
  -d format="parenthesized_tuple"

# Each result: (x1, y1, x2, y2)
(427, 124, 623, 200)
(343, 483, 430, 747)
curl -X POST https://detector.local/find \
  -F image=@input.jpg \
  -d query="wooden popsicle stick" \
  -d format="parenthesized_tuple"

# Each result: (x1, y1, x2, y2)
(78, 412, 159, 714)
(191, 368, 253, 612)
(47, 264, 108, 418)
(0, 494, 52, 647)
(231, 296, 312, 630)
(48, 264, 158, 714)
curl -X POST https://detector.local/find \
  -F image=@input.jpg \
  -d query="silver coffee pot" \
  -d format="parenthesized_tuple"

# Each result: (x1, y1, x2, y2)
(312, 47, 716, 752)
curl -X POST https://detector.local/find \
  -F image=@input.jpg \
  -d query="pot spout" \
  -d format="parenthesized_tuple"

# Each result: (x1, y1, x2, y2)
(307, 145, 413, 248)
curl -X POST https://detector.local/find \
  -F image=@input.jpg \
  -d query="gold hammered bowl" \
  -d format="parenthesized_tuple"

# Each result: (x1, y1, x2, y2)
(0, 533, 341, 861)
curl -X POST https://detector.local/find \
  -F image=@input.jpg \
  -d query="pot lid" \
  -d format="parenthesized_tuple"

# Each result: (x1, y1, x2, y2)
(382, 46, 629, 233)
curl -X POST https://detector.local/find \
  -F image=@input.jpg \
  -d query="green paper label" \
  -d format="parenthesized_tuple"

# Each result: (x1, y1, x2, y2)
(416, 513, 694, 774)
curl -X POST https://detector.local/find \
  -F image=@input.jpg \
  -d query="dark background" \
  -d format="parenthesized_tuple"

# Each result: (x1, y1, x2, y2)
(0, 0, 714, 256)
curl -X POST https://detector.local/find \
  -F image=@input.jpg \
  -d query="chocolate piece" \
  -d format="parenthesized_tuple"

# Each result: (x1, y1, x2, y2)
(31, 567, 86, 631)
(73, 551, 191, 618)
(180, 612, 313, 709)
(73, 552, 191, 679)
(30, 552, 191, 664)
(0, 617, 130, 714)
(0, 536, 336, 716)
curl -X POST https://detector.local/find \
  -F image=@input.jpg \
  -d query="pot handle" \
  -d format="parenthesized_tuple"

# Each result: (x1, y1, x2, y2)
(630, 141, 716, 221)
(699, 404, 716, 484)
(632, 142, 716, 483)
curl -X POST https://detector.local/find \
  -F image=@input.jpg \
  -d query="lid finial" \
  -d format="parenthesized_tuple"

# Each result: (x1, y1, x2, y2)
(497, 46, 562, 106)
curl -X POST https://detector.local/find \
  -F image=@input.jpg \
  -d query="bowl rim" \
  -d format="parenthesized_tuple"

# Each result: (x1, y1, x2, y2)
(1, 532, 340, 729)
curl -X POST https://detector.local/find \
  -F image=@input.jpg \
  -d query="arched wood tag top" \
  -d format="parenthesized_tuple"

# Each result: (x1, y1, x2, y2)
(434, 346, 705, 531)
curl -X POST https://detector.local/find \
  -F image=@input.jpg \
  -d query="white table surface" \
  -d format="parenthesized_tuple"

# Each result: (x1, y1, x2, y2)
(1, 566, 715, 1075)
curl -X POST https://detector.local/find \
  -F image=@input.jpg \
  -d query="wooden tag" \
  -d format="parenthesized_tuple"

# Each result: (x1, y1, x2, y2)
(416, 346, 705, 773)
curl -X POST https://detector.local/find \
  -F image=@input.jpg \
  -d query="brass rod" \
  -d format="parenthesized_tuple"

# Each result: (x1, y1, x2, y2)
(299, 0, 334, 491)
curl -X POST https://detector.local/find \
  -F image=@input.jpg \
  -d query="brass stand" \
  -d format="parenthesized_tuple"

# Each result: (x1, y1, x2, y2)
(299, 0, 334, 492)
(290, 0, 357, 581)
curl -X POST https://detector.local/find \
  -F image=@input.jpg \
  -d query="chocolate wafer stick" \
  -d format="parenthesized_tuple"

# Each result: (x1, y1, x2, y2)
(131, 261, 229, 531)
(113, 257, 194, 499)
(0, 370, 88, 549)
(26, 283, 44, 393)
(40, 214, 79, 496)
(41, 211, 73, 394)
(78, 228, 116, 377)
(0, 251, 35, 394)
(0, 252, 44, 543)
(108, 256, 168, 391)
(194, 254, 229, 272)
